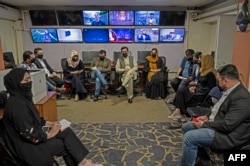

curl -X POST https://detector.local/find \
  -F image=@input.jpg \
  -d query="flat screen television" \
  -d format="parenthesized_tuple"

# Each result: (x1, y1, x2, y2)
(83, 29, 109, 43)
(109, 28, 134, 43)
(30, 28, 58, 43)
(160, 11, 186, 26)
(134, 28, 159, 43)
(159, 28, 185, 43)
(57, 10, 83, 25)
(109, 10, 134, 25)
(29, 10, 57, 26)
(135, 11, 160, 25)
(56, 29, 83, 43)
(83, 10, 109, 26)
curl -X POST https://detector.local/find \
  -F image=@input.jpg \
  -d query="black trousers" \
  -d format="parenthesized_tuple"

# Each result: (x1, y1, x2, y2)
(43, 128, 89, 166)
(47, 77, 64, 88)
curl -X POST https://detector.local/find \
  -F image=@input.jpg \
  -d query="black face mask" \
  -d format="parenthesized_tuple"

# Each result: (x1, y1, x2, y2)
(20, 82, 32, 93)
(99, 57, 105, 60)
(187, 58, 193, 61)
(152, 53, 156, 57)
(31, 59, 35, 63)
(122, 53, 128, 57)
(72, 58, 78, 62)
(193, 60, 198, 64)
(37, 54, 43, 59)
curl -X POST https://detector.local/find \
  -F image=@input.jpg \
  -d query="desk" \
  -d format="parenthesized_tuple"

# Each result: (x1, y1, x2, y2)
(35, 91, 58, 121)
(0, 92, 58, 121)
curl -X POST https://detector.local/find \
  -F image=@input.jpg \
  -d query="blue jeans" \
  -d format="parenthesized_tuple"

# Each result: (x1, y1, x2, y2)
(181, 122, 215, 166)
(91, 70, 107, 96)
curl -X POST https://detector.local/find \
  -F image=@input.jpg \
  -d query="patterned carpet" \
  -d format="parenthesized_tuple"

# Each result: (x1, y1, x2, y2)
(56, 122, 223, 166)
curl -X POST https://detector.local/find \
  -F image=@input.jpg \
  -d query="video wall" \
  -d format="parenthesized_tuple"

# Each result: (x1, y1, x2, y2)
(29, 10, 186, 44)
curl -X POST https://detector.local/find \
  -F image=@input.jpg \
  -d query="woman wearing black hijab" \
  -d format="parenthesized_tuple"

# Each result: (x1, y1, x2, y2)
(2, 68, 102, 166)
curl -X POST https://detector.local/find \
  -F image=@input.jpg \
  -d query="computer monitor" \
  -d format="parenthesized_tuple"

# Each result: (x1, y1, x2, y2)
(30, 28, 58, 43)
(57, 10, 83, 25)
(160, 11, 186, 26)
(159, 28, 185, 43)
(83, 10, 108, 26)
(134, 28, 159, 43)
(57, 28, 83, 43)
(29, 10, 57, 26)
(83, 29, 109, 43)
(135, 11, 160, 25)
(109, 10, 134, 25)
(109, 28, 134, 43)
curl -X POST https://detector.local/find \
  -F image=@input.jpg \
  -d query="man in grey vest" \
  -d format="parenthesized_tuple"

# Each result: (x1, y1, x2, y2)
(116, 46, 138, 103)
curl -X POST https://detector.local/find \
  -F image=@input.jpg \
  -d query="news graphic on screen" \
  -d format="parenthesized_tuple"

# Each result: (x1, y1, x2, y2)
(109, 28, 134, 43)
(159, 28, 185, 43)
(109, 10, 134, 25)
(30, 28, 58, 43)
(57, 10, 83, 25)
(135, 11, 160, 25)
(29, 10, 57, 26)
(83, 29, 109, 43)
(134, 28, 159, 43)
(83, 10, 108, 25)
(160, 11, 186, 26)
(56, 29, 83, 43)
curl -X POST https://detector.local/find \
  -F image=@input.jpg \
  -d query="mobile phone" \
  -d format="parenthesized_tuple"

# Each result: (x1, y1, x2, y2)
(42, 126, 50, 133)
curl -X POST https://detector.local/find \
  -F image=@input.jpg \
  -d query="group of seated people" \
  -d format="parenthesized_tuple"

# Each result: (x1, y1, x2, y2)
(167, 49, 250, 165)
(17, 46, 169, 103)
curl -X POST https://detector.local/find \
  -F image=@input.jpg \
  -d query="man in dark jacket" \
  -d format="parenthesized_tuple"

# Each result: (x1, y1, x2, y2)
(180, 64, 250, 166)
(34, 47, 64, 88)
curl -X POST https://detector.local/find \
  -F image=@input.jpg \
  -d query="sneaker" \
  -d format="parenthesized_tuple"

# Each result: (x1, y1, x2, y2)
(116, 85, 125, 93)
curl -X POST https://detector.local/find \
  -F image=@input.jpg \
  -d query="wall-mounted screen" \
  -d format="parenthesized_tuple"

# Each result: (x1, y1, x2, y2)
(83, 29, 109, 43)
(57, 29, 83, 43)
(135, 11, 160, 25)
(109, 28, 134, 43)
(57, 10, 83, 25)
(30, 28, 58, 43)
(83, 10, 109, 25)
(109, 10, 134, 25)
(29, 10, 57, 26)
(159, 28, 185, 43)
(160, 11, 186, 26)
(134, 28, 159, 43)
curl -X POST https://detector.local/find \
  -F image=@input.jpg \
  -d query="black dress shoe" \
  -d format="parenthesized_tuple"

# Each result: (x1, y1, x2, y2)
(93, 95, 98, 102)
(104, 84, 109, 90)
(128, 98, 133, 103)
(116, 86, 125, 93)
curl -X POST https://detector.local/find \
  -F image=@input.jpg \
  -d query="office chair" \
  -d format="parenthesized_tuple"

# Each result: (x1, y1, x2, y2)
(3, 52, 16, 69)
(137, 51, 151, 65)
(61, 58, 74, 99)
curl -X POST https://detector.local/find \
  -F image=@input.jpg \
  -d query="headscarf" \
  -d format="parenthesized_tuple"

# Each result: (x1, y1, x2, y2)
(200, 54, 217, 77)
(4, 68, 33, 102)
(67, 50, 80, 68)
(146, 48, 159, 81)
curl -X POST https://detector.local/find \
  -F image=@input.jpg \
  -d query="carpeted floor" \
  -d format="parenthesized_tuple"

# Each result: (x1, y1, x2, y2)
(56, 89, 223, 165)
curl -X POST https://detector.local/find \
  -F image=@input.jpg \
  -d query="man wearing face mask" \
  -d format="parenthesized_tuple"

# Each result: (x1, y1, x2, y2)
(90, 50, 111, 102)
(116, 46, 138, 103)
(18, 50, 65, 93)
(34, 47, 64, 90)
(170, 49, 195, 93)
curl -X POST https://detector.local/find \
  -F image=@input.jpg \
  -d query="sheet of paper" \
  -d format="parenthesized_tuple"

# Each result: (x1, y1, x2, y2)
(60, 119, 71, 131)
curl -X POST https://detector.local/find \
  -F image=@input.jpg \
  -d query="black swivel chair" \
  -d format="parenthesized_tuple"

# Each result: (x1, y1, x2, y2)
(3, 52, 16, 69)
(137, 51, 151, 65)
